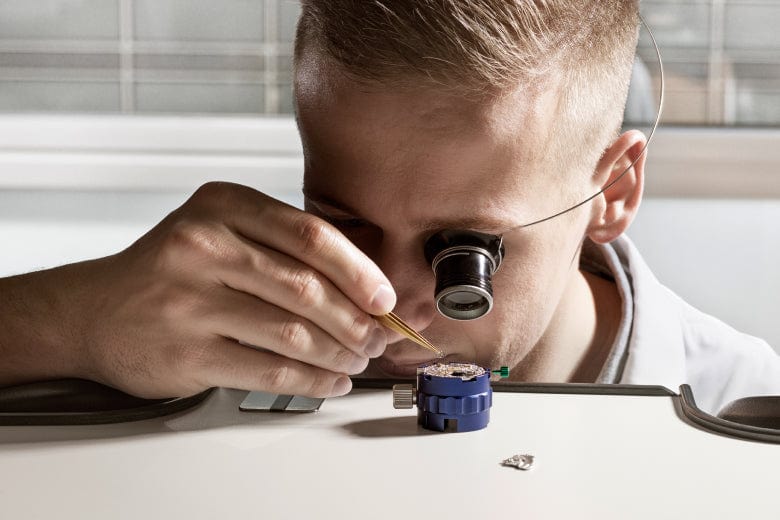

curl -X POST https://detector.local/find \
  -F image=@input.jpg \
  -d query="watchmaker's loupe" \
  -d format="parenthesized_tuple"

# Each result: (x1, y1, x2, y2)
(424, 230, 505, 320)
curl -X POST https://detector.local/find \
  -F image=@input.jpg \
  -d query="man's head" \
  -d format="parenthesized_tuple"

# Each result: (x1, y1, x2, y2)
(293, 0, 647, 379)
(296, 0, 640, 180)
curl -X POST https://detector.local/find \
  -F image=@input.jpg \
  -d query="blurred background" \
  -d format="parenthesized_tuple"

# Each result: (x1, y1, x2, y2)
(0, 0, 779, 351)
(0, 0, 299, 115)
(0, 0, 777, 124)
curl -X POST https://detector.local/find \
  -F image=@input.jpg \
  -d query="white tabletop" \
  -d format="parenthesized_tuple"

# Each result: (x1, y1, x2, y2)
(0, 387, 776, 520)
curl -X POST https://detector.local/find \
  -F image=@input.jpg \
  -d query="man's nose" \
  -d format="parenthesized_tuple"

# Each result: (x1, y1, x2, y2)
(372, 237, 437, 333)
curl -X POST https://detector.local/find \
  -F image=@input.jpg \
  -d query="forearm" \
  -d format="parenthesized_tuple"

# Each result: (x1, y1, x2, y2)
(0, 260, 97, 386)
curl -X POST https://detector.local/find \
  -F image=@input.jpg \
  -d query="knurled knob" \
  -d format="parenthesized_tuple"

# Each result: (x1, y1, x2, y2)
(392, 384, 416, 409)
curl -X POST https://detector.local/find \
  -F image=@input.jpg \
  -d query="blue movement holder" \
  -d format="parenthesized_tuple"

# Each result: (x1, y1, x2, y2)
(393, 363, 507, 432)
(416, 367, 492, 432)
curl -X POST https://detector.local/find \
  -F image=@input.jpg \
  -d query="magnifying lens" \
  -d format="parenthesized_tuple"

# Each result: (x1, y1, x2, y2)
(424, 230, 504, 320)
(424, 14, 665, 321)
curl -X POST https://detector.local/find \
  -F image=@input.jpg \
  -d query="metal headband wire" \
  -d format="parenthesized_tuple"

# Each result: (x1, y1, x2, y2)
(511, 13, 665, 231)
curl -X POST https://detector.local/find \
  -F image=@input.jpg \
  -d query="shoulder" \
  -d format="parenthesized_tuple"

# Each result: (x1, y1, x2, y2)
(675, 293, 780, 411)
(613, 235, 780, 413)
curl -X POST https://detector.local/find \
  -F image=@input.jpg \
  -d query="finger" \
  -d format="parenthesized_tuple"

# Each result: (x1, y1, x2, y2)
(212, 233, 387, 357)
(196, 337, 353, 398)
(200, 286, 373, 374)
(196, 183, 396, 315)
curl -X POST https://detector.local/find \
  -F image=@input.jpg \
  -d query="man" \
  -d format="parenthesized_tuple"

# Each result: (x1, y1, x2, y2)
(1, 0, 777, 414)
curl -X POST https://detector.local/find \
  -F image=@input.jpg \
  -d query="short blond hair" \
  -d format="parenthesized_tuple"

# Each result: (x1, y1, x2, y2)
(295, 0, 640, 177)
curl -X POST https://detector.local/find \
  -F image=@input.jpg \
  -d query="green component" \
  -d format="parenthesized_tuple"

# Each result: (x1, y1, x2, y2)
(492, 366, 510, 378)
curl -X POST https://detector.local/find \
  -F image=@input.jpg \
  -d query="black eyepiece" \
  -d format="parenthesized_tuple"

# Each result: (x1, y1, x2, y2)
(423, 230, 505, 320)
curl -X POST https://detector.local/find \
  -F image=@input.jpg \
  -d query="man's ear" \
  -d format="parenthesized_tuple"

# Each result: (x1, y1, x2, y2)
(586, 130, 647, 244)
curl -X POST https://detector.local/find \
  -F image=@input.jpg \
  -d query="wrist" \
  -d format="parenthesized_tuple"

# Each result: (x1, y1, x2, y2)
(0, 259, 99, 386)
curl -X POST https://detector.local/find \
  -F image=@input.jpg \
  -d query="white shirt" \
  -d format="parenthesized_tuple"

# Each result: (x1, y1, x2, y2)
(587, 235, 780, 414)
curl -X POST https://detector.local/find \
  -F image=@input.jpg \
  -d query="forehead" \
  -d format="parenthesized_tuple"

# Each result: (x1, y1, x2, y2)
(294, 52, 570, 230)
(295, 51, 555, 148)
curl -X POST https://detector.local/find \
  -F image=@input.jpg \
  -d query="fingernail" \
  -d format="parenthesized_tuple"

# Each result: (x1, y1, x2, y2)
(364, 328, 387, 358)
(329, 376, 352, 397)
(370, 284, 396, 314)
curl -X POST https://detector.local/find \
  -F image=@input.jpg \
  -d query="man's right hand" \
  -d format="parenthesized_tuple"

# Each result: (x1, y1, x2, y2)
(0, 182, 395, 399)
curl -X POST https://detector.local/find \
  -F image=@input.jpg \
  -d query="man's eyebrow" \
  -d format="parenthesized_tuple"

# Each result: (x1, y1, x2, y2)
(303, 189, 518, 234)
(302, 190, 364, 216)
(416, 215, 518, 235)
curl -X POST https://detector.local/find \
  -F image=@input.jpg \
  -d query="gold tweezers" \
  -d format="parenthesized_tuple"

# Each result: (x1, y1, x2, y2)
(375, 312, 444, 358)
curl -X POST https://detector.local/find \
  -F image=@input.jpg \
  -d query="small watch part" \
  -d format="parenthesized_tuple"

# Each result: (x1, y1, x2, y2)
(501, 454, 534, 471)
(491, 366, 510, 378)
(392, 384, 416, 409)
(422, 362, 486, 380)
